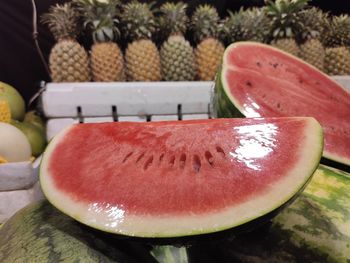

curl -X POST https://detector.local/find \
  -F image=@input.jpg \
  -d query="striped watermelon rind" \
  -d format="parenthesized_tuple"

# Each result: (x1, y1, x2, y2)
(0, 201, 155, 263)
(273, 165, 350, 260)
(187, 165, 350, 262)
(0, 166, 348, 262)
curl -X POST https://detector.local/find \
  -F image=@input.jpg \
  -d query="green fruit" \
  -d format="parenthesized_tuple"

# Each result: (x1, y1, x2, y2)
(0, 81, 25, 121)
(0, 201, 153, 263)
(187, 165, 350, 262)
(24, 110, 46, 133)
(11, 121, 46, 157)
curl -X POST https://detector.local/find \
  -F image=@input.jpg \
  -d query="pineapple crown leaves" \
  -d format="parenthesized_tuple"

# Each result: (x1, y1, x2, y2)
(75, 0, 121, 43)
(324, 14, 350, 47)
(220, 8, 249, 45)
(191, 4, 220, 43)
(120, 1, 157, 41)
(157, 2, 189, 38)
(240, 7, 271, 43)
(295, 7, 327, 43)
(41, 3, 80, 41)
(266, 0, 309, 40)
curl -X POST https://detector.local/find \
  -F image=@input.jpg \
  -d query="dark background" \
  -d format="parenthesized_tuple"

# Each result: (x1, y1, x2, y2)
(0, 0, 349, 105)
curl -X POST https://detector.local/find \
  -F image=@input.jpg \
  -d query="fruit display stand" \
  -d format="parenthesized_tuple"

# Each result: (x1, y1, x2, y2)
(42, 76, 350, 139)
(2, 76, 349, 225)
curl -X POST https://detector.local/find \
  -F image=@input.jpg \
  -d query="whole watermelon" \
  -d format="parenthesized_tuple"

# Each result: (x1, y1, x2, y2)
(0, 201, 158, 263)
(188, 165, 350, 263)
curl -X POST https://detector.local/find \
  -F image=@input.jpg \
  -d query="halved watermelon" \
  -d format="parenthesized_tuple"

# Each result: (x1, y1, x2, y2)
(214, 42, 350, 168)
(40, 118, 323, 238)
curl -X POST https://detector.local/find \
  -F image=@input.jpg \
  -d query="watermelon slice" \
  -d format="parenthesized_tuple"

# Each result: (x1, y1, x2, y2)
(40, 118, 323, 238)
(214, 42, 350, 168)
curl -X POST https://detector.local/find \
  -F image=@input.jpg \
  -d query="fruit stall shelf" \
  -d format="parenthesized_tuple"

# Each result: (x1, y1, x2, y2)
(41, 76, 350, 140)
(1, 77, 349, 224)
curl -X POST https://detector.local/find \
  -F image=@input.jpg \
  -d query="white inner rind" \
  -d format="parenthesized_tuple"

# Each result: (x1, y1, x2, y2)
(40, 119, 323, 237)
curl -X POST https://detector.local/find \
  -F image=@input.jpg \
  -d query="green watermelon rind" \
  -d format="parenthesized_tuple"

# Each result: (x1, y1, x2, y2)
(0, 201, 156, 263)
(39, 120, 323, 238)
(214, 41, 350, 168)
(187, 165, 350, 262)
(272, 164, 350, 261)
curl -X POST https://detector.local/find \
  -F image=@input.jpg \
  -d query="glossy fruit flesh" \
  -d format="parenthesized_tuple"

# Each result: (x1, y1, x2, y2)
(216, 42, 350, 166)
(40, 118, 322, 237)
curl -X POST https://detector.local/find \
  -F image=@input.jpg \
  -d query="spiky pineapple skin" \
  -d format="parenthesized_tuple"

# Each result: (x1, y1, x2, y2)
(299, 39, 325, 71)
(195, 38, 224, 81)
(324, 47, 350, 75)
(0, 101, 11, 123)
(49, 40, 90, 82)
(90, 43, 125, 82)
(125, 39, 161, 81)
(160, 35, 196, 81)
(271, 38, 300, 57)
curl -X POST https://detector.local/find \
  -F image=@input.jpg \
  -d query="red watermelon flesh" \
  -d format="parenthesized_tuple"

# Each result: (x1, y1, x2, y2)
(40, 118, 322, 238)
(220, 42, 350, 166)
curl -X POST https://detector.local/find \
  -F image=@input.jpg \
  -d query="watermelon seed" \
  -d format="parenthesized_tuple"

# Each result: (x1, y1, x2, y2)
(246, 81, 252, 87)
(122, 152, 133, 163)
(192, 155, 201, 173)
(169, 156, 176, 166)
(205, 151, 214, 166)
(144, 156, 154, 170)
(159, 153, 165, 163)
(216, 146, 225, 157)
(277, 103, 281, 109)
(136, 152, 145, 163)
(256, 62, 262, 67)
(179, 154, 186, 169)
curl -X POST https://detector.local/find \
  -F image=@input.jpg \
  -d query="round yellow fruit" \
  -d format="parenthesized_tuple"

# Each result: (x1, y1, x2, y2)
(0, 81, 25, 121)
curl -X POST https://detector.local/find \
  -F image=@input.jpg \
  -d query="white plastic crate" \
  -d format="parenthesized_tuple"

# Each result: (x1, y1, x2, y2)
(42, 81, 214, 139)
(42, 81, 214, 118)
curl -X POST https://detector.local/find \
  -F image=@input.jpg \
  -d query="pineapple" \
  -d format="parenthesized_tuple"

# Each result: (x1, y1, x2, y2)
(121, 2, 161, 81)
(221, 7, 270, 45)
(323, 15, 350, 48)
(0, 101, 11, 123)
(296, 7, 326, 71)
(42, 3, 90, 82)
(266, 0, 308, 57)
(324, 47, 350, 75)
(322, 15, 350, 75)
(220, 8, 248, 45)
(191, 5, 225, 81)
(77, 0, 125, 82)
(158, 2, 196, 81)
(241, 7, 270, 43)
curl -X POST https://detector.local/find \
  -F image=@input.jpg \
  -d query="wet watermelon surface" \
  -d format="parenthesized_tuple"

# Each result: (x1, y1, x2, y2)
(222, 43, 350, 165)
(49, 118, 307, 215)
